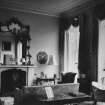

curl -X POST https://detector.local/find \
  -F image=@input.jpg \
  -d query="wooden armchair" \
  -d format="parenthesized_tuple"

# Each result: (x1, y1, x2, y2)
(59, 72, 76, 84)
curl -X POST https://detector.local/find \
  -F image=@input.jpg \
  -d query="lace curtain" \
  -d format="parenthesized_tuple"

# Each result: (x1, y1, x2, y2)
(64, 25, 80, 83)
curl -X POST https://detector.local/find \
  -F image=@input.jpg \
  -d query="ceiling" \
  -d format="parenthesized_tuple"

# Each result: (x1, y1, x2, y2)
(0, 0, 104, 17)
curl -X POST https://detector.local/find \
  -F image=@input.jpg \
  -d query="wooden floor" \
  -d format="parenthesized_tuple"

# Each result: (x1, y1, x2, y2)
(78, 101, 105, 105)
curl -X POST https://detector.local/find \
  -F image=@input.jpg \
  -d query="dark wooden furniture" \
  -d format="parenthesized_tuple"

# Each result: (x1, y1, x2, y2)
(9, 83, 93, 105)
(58, 72, 76, 84)
(78, 74, 92, 94)
(40, 92, 92, 105)
(36, 78, 55, 85)
(62, 72, 76, 83)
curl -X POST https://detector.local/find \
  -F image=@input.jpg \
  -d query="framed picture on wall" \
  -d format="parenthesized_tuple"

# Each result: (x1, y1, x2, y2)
(2, 41, 11, 51)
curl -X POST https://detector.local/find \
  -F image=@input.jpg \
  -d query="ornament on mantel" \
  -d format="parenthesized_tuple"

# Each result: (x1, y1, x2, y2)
(48, 55, 53, 65)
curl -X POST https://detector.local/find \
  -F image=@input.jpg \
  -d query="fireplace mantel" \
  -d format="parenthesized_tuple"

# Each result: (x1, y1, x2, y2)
(0, 65, 59, 94)
(0, 65, 38, 73)
(0, 65, 37, 69)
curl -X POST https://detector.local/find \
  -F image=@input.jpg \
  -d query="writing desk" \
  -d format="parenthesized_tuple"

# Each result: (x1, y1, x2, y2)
(40, 92, 92, 105)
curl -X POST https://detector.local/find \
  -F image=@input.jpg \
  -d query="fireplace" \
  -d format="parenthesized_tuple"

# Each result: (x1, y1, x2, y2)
(1, 69, 26, 95)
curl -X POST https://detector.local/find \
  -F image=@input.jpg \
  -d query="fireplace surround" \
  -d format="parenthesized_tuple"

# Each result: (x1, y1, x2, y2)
(0, 65, 37, 95)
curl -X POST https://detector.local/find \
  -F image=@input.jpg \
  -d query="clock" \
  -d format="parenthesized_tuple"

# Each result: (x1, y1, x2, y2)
(37, 51, 48, 64)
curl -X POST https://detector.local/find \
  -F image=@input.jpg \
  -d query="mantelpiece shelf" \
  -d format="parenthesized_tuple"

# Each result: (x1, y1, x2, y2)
(0, 32, 14, 37)
(0, 65, 37, 68)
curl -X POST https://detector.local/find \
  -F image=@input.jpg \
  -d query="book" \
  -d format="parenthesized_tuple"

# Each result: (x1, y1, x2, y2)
(45, 86, 54, 99)
(4, 54, 13, 65)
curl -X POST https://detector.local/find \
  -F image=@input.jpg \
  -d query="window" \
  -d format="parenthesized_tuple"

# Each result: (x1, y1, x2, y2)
(64, 25, 80, 83)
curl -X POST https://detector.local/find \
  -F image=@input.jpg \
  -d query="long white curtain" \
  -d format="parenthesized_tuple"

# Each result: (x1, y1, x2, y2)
(98, 19, 105, 84)
(64, 25, 80, 82)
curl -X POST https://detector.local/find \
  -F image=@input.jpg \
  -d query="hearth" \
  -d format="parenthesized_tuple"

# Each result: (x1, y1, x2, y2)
(1, 69, 26, 95)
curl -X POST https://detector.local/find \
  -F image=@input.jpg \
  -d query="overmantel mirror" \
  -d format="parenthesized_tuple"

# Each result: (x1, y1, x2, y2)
(0, 17, 31, 65)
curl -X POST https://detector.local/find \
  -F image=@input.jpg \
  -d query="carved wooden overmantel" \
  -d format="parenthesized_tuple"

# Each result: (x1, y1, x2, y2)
(0, 17, 31, 65)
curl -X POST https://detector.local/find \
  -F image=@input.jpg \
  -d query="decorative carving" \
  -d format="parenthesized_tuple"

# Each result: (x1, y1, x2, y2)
(0, 17, 32, 63)
(72, 17, 79, 27)
(0, 17, 31, 41)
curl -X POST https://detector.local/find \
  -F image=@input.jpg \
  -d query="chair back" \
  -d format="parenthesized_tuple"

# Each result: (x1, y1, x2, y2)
(62, 72, 76, 83)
